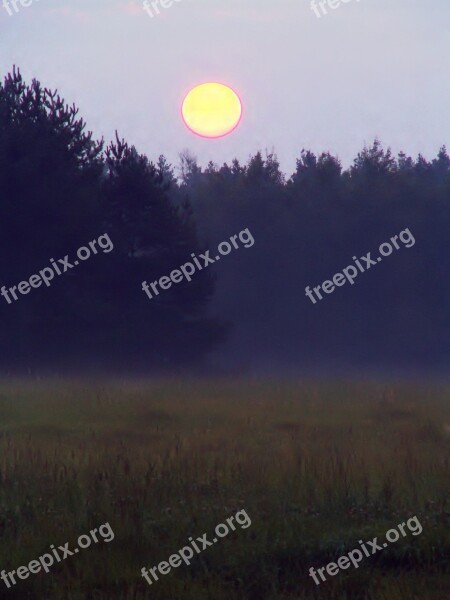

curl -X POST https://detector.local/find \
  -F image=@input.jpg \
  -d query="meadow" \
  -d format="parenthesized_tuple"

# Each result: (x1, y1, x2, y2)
(0, 378, 448, 599)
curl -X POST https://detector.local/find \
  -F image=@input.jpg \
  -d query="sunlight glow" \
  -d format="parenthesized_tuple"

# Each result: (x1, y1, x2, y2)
(181, 83, 242, 139)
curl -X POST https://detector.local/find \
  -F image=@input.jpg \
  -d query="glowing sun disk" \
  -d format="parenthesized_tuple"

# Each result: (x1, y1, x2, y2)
(182, 83, 242, 139)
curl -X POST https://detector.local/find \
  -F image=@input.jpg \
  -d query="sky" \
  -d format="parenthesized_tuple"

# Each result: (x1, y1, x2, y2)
(1, 0, 449, 175)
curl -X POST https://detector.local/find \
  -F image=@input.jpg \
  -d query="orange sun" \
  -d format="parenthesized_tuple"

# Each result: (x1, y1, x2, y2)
(181, 83, 242, 139)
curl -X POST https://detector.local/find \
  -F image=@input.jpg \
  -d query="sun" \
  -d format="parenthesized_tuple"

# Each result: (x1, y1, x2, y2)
(181, 83, 242, 139)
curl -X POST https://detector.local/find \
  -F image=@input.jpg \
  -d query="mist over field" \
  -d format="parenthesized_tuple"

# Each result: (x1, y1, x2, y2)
(0, 379, 448, 599)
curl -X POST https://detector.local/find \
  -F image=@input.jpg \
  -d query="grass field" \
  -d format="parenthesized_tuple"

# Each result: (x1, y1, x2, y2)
(0, 378, 448, 599)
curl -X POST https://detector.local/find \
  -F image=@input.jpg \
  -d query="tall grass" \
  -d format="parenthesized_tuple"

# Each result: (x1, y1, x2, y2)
(0, 379, 448, 599)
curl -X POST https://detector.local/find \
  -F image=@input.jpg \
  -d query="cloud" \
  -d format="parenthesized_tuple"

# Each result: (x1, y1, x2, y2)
(46, 6, 92, 24)
(120, 1, 142, 17)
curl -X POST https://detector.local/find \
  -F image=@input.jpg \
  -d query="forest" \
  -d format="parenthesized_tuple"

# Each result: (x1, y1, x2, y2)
(1, 67, 448, 375)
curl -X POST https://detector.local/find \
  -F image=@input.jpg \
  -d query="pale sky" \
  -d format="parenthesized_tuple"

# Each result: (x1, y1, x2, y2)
(1, 0, 449, 174)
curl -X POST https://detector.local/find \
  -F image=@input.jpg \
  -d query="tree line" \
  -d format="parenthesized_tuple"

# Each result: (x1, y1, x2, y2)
(0, 68, 448, 374)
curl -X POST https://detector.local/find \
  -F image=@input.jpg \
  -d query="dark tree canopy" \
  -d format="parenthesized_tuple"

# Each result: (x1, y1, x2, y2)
(0, 68, 225, 372)
(0, 68, 448, 375)
(174, 145, 449, 375)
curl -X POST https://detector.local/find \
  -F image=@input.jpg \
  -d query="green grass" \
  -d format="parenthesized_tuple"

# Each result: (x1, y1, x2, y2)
(0, 378, 448, 599)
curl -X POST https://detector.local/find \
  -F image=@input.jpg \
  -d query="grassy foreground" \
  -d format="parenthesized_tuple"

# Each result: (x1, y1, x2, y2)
(0, 379, 448, 599)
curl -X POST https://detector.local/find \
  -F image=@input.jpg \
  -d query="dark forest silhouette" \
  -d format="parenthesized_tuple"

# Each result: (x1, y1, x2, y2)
(0, 68, 448, 374)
